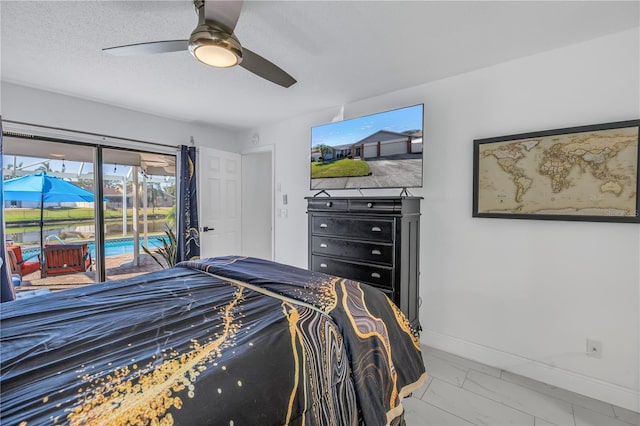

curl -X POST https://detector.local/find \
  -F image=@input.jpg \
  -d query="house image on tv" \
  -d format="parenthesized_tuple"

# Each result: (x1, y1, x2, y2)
(312, 130, 422, 161)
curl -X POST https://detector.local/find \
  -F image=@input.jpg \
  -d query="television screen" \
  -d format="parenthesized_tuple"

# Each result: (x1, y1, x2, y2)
(310, 104, 424, 190)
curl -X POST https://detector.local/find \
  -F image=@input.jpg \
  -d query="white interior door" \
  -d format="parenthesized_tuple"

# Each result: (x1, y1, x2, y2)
(198, 147, 242, 258)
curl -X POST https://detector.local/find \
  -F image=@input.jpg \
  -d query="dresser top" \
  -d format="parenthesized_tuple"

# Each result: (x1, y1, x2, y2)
(304, 196, 423, 201)
(306, 196, 421, 214)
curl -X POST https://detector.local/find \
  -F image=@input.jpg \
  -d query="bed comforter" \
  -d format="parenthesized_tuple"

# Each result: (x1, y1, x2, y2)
(1, 256, 426, 425)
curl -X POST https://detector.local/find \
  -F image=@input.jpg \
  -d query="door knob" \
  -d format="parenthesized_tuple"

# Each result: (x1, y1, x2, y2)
(203, 226, 215, 232)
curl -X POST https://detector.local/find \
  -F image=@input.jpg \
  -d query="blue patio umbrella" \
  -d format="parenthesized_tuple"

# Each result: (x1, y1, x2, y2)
(3, 172, 97, 275)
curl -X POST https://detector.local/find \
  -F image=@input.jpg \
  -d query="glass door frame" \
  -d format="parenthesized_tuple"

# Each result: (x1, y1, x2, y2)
(2, 132, 177, 284)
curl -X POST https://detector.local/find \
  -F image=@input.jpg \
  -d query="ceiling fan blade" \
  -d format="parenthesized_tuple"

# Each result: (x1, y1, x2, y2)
(240, 48, 297, 88)
(103, 40, 189, 56)
(203, 0, 243, 34)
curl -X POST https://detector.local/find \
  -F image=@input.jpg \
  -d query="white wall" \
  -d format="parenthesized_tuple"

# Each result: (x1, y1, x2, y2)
(238, 117, 321, 265)
(1, 82, 238, 152)
(239, 28, 640, 410)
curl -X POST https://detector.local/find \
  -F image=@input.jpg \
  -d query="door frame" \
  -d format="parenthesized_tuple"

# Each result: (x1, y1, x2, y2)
(241, 144, 275, 260)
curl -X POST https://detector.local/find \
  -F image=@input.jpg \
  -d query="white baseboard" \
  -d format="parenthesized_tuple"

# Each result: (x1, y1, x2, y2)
(421, 329, 640, 413)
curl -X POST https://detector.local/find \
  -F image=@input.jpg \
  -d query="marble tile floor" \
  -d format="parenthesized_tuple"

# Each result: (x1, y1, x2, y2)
(405, 346, 639, 426)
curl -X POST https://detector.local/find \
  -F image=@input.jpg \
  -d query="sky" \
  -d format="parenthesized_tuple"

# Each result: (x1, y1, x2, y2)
(311, 104, 423, 148)
(4, 156, 150, 179)
(4, 156, 93, 175)
(2, 155, 178, 194)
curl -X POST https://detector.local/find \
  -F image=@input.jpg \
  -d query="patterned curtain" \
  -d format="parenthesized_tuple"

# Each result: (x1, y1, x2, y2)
(176, 145, 200, 262)
(1, 123, 16, 302)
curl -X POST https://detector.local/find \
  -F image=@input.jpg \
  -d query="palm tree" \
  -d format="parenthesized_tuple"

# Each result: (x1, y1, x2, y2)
(166, 205, 176, 227)
(35, 161, 52, 172)
(314, 144, 332, 162)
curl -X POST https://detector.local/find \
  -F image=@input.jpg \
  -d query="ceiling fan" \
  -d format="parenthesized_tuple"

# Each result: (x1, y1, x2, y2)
(103, 0, 296, 88)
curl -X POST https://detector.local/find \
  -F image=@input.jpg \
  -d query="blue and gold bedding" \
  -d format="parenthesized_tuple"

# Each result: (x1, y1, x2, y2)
(1, 256, 426, 425)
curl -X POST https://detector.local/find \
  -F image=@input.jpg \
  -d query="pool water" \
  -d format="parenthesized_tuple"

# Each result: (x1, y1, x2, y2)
(23, 236, 165, 259)
(99, 237, 164, 257)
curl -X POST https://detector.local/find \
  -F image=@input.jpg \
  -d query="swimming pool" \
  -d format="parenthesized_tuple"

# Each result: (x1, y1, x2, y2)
(22, 236, 165, 259)
(98, 237, 165, 257)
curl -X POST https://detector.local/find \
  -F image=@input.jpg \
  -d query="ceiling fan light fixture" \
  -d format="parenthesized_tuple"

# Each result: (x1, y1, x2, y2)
(189, 26, 242, 68)
(193, 43, 237, 67)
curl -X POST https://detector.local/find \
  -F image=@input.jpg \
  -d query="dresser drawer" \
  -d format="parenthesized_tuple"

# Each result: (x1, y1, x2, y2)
(311, 237, 393, 265)
(307, 199, 348, 212)
(312, 256, 393, 289)
(349, 198, 400, 213)
(311, 217, 393, 242)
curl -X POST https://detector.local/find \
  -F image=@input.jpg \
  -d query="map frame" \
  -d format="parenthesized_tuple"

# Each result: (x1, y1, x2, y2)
(473, 120, 640, 223)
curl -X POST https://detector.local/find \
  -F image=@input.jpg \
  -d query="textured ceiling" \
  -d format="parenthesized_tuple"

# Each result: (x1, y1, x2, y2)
(1, 1, 638, 131)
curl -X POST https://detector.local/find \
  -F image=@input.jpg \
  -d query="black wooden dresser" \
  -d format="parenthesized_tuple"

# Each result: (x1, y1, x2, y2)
(306, 196, 421, 329)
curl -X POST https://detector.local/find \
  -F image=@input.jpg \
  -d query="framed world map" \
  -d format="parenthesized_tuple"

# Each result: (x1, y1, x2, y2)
(473, 120, 640, 223)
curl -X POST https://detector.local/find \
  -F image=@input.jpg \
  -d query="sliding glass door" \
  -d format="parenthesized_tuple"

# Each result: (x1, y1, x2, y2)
(2, 137, 176, 292)
(102, 148, 176, 282)
(2, 138, 97, 289)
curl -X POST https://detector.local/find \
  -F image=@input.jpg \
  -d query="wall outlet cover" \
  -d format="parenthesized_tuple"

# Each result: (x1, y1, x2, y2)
(586, 339, 603, 359)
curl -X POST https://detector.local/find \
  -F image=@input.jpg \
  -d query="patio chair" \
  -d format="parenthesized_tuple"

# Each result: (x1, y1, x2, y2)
(6, 246, 40, 277)
(5, 250, 24, 287)
(42, 244, 92, 278)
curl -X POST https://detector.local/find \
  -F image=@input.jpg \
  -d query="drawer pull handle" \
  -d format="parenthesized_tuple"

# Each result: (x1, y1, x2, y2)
(320, 243, 328, 248)
(371, 272, 381, 279)
(326, 202, 332, 207)
(367, 202, 373, 208)
(320, 223, 328, 228)
(371, 226, 382, 232)
(371, 249, 381, 255)
(320, 263, 328, 268)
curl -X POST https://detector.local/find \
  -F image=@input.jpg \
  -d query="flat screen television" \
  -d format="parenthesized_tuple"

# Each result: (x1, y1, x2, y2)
(310, 104, 424, 190)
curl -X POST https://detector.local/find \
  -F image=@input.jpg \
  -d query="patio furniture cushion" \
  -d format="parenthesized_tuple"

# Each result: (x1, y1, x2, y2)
(6, 246, 40, 277)
(6, 249, 19, 275)
(42, 244, 92, 277)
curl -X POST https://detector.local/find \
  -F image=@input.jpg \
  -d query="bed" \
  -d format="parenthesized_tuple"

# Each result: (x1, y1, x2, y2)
(1, 256, 426, 425)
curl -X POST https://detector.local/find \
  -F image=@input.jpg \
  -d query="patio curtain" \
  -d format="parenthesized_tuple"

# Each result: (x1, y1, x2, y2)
(1, 218, 14, 302)
(1, 126, 16, 302)
(176, 145, 200, 262)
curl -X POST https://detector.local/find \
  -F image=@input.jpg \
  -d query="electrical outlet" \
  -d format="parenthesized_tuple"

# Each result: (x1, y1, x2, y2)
(586, 339, 602, 359)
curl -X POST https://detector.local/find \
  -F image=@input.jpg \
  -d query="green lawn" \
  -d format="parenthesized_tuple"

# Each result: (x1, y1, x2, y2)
(4, 207, 172, 223)
(311, 158, 371, 178)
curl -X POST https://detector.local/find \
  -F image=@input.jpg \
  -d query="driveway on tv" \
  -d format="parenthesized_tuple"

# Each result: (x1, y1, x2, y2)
(311, 153, 422, 190)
